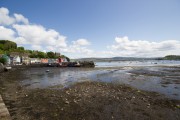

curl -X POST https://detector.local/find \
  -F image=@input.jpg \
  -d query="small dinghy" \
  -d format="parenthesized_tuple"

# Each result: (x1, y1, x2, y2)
(46, 70, 50, 72)
(4, 66, 12, 71)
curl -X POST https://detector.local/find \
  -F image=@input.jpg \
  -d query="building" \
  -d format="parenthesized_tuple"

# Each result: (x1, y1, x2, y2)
(21, 53, 30, 65)
(30, 58, 41, 64)
(12, 56, 21, 65)
(41, 58, 48, 63)
(9, 52, 21, 65)
(48, 59, 58, 63)
(58, 57, 68, 63)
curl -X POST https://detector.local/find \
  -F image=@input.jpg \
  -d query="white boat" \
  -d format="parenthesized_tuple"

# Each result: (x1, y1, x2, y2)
(4, 66, 12, 71)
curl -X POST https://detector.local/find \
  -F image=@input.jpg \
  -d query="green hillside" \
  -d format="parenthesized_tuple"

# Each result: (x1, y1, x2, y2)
(0, 40, 70, 61)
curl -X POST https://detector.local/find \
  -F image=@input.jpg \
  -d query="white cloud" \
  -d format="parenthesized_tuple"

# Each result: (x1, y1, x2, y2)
(13, 24, 67, 47)
(46, 46, 55, 51)
(107, 36, 180, 57)
(0, 7, 15, 25)
(60, 39, 94, 58)
(72, 39, 91, 46)
(31, 45, 43, 51)
(14, 37, 28, 44)
(0, 7, 29, 25)
(14, 13, 29, 24)
(0, 7, 96, 58)
(0, 26, 15, 40)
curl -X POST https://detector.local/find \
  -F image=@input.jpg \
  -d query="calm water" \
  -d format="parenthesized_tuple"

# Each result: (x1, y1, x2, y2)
(21, 60, 180, 100)
(95, 60, 180, 67)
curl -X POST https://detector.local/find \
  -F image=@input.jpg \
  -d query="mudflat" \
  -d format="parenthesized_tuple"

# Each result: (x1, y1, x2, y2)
(0, 67, 180, 120)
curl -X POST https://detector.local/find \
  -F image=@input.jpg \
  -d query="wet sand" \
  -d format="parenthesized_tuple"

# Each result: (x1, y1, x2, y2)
(0, 66, 180, 120)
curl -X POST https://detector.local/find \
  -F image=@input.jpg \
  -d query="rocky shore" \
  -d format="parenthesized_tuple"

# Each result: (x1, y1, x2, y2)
(0, 69, 180, 120)
(0, 66, 180, 120)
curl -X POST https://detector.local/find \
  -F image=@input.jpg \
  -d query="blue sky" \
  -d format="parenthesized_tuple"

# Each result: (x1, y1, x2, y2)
(0, 0, 180, 58)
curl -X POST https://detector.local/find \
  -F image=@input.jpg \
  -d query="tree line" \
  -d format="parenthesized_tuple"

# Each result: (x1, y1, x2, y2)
(163, 55, 180, 60)
(0, 40, 70, 61)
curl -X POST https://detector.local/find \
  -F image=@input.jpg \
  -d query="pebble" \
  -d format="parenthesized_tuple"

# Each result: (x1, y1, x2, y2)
(176, 105, 180, 109)
(137, 90, 141, 93)
(147, 103, 150, 108)
(65, 101, 70, 104)
(73, 99, 78, 103)
(66, 91, 70, 95)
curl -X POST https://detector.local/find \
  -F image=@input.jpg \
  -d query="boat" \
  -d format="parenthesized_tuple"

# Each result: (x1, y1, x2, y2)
(4, 66, 12, 71)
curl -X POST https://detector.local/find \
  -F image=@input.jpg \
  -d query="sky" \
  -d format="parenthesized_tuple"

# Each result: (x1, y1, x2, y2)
(0, 0, 180, 58)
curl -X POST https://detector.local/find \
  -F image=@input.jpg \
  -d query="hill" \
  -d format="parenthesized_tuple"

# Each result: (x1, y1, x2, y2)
(73, 57, 163, 62)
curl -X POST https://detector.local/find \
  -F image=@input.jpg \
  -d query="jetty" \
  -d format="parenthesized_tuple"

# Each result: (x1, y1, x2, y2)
(11, 61, 95, 68)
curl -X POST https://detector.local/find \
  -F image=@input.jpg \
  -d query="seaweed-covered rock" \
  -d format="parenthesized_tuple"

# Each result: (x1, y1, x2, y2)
(79, 61, 95, 67)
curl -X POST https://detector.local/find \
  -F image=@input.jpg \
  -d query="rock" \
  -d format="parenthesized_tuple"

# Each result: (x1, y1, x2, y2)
(65, 101, 70, 104)
(79, 61, 95, 67)
(66, 91, 70, 95)
(137, 90, 141, 93)
(73, 99, 78, 103)
(176, 105, 180, 109)
(147, 103, 151, 108)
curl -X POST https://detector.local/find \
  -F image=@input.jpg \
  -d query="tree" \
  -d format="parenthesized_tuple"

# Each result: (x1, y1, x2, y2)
(47, 51, 55, 58)
(0, 50, 4, 54)
(66, 57, 70, 62)
(17, 47, 25, 51)
(0, 57, 7, 65)
(164, 55, 180, 60)
(60, 55, 70, 62)
(0, 44, 4, 50)
(37, 51, 47, 58)
(3, 41, 17, 50)
(29, 53, 37, 58)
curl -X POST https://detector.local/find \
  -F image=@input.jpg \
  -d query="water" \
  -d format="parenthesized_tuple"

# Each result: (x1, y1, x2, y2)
(21, 60, 180, 100)
(95, 60, 180, 67)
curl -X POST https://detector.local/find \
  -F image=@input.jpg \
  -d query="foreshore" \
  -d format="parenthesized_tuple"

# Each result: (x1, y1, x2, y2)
(0, 66, 180, 120)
